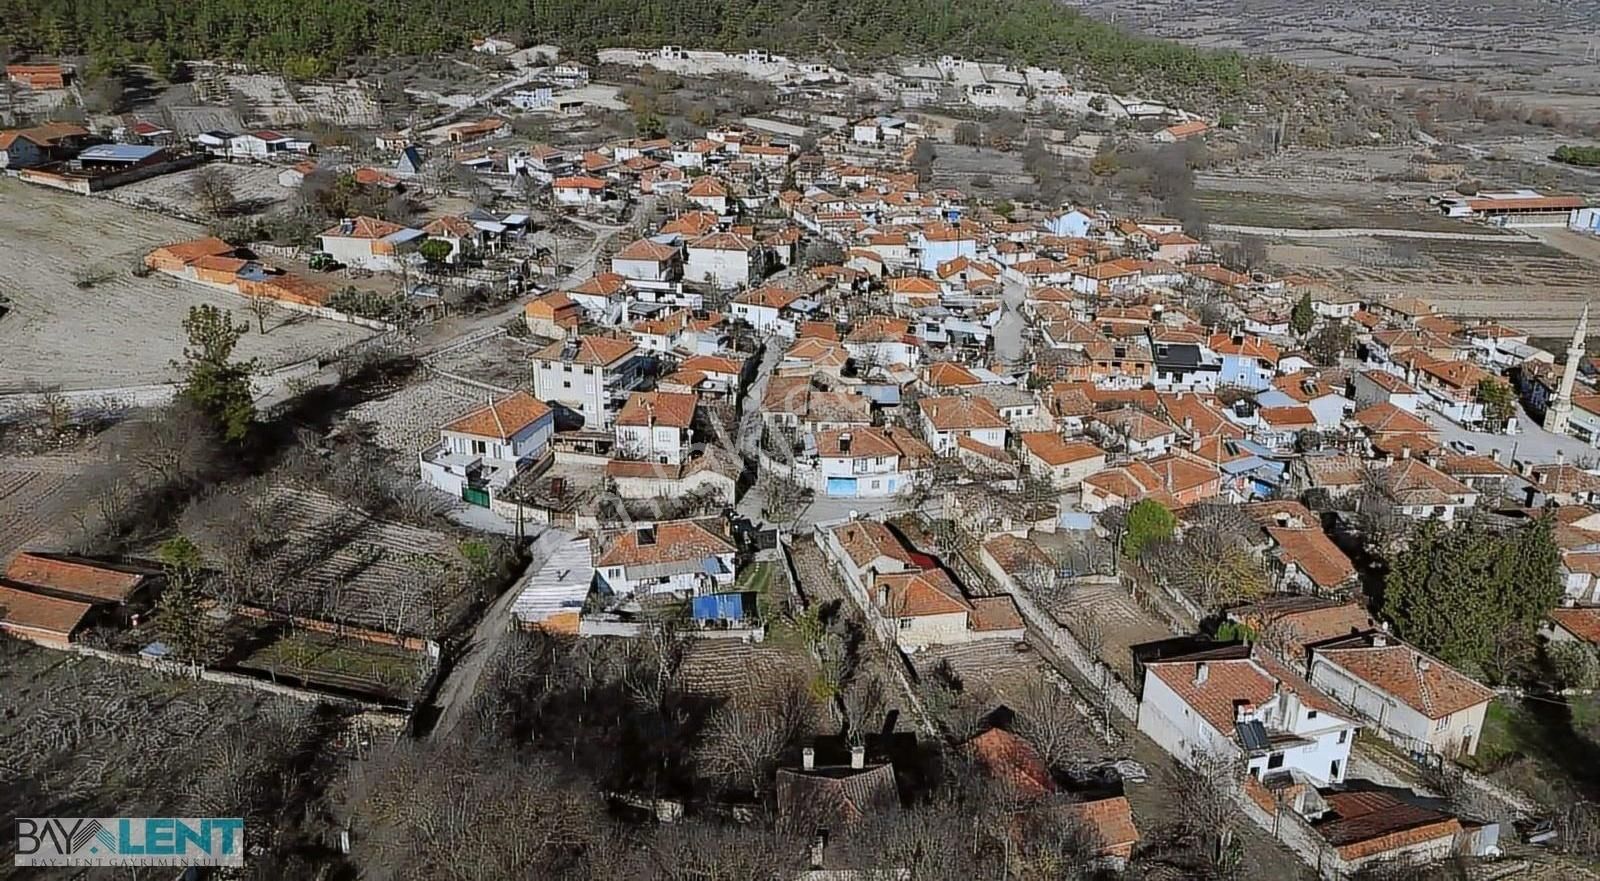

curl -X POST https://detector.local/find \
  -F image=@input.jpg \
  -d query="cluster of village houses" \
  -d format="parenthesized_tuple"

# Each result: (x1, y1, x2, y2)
(10, 50, 1600, 879)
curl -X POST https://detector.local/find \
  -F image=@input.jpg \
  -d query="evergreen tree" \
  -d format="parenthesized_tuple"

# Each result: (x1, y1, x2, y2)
(156, 536, 213, 663)
(1382, 516, 1561, 675)
(1290, 292, 1315, 336)
(175, 304, 257, 443)
(1123, 498, 1176, 559)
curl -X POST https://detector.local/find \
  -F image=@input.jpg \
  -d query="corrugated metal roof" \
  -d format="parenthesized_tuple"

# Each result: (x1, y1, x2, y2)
(78, 144, 161, 162)
(511, 537, 593, 622)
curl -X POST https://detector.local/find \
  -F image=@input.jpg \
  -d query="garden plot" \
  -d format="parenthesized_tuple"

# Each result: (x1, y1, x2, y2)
(249, 485, 475, 637)
(0, 458, 78, 560)
(348, 374, 485, 461)
(1272, 235, 1600, 336)
(111, 163, 290, 218)
(0, 179, 371, 392)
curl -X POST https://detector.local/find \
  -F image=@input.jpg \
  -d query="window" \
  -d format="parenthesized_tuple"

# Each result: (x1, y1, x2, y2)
(1307, 710, 1318, 720)
(1329, 760, 1341, 780)
(1337, 730, 1348, 745)
(1435, 716, 1450, 732)
(472, 440, 487, 455)
(563, 381, 571, 389)
(1266, 752, 1284, 770)
(900, 618, 913, 630)
(583, 366, 594, 374)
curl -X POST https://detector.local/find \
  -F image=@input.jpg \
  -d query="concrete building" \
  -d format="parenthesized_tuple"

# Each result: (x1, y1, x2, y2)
(1138, 650, 1358, 787)
(532, 335, 650, 427)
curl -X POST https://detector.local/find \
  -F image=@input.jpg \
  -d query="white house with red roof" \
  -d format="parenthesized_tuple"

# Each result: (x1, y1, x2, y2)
(1138, 648, 1358, 786)
(420, 392, 554, 504)
(552, 175, 609, 206)
(595, 519, 737, 598)
(686, 232, 760, 288)
(318, 216, 425, 272)
(1307, 630, 1493, 758)
(229, 129, 296, 159)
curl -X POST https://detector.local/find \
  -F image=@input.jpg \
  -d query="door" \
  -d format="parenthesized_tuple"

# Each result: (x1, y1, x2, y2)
(826, 477, 857, 498)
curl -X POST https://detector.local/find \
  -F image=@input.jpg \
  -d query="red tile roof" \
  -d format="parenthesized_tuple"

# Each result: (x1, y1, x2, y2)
(441, 392, 551, 441)
(1314, 637, 1493, 719)
(4, 553, 145, 603)
(596, 519, 734, 569)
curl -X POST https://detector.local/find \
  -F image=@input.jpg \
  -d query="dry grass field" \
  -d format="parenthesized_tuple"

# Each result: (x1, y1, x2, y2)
(0, 179, 371, 392)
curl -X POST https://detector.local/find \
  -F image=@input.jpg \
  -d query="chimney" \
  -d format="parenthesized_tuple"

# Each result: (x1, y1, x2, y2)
(809, 834, 827, 870)
(1281, 688, 1300, 723)
(1194, 662, 1209, 685)
(850, 745, 865, 770)
(1184, 416, 1194, 431)
(802, 747, 815, 771)
(1400, 444, 1411, 460)
(1234, 701, 1255, 723)
(1489, 447, 1502, 464)
(1416, 656, 1431, 673)
(1190, 433, 1202, 452)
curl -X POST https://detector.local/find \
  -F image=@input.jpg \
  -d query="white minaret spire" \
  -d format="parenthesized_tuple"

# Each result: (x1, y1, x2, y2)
(1544, 302, 1590, 435)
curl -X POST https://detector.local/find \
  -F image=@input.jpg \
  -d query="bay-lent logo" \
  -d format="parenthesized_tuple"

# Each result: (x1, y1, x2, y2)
(16, 818, 244, 867)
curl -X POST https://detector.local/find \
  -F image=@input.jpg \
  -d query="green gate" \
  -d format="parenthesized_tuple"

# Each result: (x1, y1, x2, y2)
(462, 486, 491, 507)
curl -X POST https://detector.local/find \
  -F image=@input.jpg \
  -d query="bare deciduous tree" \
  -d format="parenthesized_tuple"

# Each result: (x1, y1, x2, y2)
(1012, 677, 1092, 771)
(189, 165, 237, 218)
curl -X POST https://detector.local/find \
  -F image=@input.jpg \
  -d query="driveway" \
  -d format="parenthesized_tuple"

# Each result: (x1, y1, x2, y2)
(427, 525, 571, 742)
(1427, 403, 1598, 466)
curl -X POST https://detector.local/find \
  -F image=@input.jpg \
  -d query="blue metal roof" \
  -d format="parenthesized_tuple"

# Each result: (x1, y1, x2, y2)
(79, 144, 161, 162)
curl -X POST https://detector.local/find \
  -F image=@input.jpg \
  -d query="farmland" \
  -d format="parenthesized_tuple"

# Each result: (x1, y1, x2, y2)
(0, 640, 348, 876)
(0, 179, 371, 393)
(242, 485, 479, 637)
(1269, 233, 1600, 335)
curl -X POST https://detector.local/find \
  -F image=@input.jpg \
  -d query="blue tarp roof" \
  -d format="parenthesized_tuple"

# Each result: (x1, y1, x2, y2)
(691, 592, 755, 621)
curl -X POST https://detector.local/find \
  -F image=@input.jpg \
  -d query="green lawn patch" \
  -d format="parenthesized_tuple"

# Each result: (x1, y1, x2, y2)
(243, 630, 422, 697)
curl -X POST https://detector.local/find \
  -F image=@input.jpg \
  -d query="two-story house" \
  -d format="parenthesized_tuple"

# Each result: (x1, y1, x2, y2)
(1210, 333, 1280, 391)
(1138, 649, 1359, 787)
(419, 392, 554, 505)
(594, 519, 737, 598)
(816, 427, 929, 498)
(532, 335, 650, 428)
(614, 391, 698, 465)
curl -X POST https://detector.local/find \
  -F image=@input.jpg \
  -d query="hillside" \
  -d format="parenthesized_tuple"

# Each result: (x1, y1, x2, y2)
(0, 0, 1266, 98)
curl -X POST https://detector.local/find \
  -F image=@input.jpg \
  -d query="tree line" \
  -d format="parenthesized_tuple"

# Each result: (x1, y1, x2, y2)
(0, 0, 1256, 94)
(1554, 145, 1600, 167)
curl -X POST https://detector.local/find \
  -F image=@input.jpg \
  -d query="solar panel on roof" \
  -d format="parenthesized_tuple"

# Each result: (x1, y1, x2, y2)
(1235, 720, 1270, 752)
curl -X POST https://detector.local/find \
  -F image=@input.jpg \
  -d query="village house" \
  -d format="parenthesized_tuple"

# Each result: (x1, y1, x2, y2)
(6, 63, 70, 89)
(614, 391, 698, 465)
(816, 426, 930, 499)
(1089, 407, 1177, 458)
(532, 335, 650, 427)
(318, 216, 424, 272)
(552, 175, 610, 207)
(612, 237, 682, 281)
(686, 232, 761, 288)
(0, 122, 89, 169)
(595, 519, 737, 599)
(918, 396, 1008, 455)
(523, 291, 582, 338)
(419, 392, 554, 506)
(1138, 648, 1359, 787)
(1020, 432, 1107, 488)
(1308, 630, 1493, 758)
